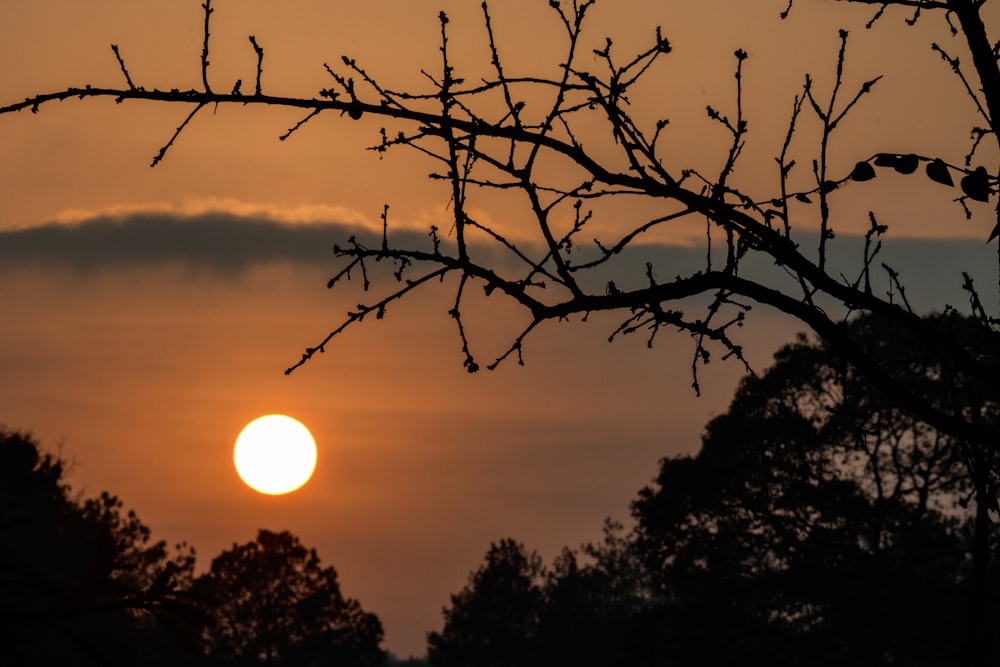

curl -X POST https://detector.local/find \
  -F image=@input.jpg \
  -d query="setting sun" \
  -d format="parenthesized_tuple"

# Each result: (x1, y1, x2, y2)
(234, 415, 317, 495)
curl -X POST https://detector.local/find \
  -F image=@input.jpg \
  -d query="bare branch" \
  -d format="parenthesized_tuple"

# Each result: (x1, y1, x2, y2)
(201, 0, 214, 93)
(110, 44, 137, 91)
(249, 35, 265, 96)
(151, 103, 206, 167)
(3, 0, 998, 457)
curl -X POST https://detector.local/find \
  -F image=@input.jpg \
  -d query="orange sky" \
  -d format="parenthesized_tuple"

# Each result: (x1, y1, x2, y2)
(2, 0, 988, 237)
(1, 0, 997, 657)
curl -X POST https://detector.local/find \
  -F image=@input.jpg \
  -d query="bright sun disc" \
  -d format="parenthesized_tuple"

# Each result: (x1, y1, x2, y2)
(234, 415, 317, 495)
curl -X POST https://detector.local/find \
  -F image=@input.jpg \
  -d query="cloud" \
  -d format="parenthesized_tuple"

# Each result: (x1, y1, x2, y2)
(46, 199, 377, 228)
(1, 210, 995, 316)
(0, 212, 419, 274)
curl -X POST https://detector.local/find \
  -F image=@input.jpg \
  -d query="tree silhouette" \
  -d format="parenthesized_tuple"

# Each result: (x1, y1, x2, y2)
(0, 427, 204, 665)
(192, 529, 386, 666)
(536, 519, 659, 667)
(5, 1, 1000, 662)
(80, 491, 197, 612)
(430, 337, 994, 665)
(429, 527, 660, 667)
(427, 539, 545, 667)
(631, 315, 998, 665)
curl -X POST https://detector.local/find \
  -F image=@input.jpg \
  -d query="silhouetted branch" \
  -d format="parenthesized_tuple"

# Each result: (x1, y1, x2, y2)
(201, 0, 214, 93)
(286, 266, 451, 374)
(784, 0, 949, 17)
(881, 262, 913, 313)
(857, 211, 887, 295)
(151, 103, 206, 167)
(249, 35, 264, 96)
(488, 318, 538, 370)
(110, 44, 137, 91)
(481, 2, 523, 130)
(279, 109, 321, 141)
(932, 41, 991, 126)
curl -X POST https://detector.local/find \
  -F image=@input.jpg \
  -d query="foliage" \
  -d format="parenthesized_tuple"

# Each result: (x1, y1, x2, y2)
(427, 538, 546, 667)
(0, 427, 203, 665)
(192, 529, 387, 667)
(430, 315, 998, 665)
(0, 429, 388, 666)
(537, 519, 658, 666)
(388, 657, 431, 667)
(80, 491, 197, 616)
(428, 526, 657, 667)
(631, 314, 999, 665)
(387, 656, 431, 667)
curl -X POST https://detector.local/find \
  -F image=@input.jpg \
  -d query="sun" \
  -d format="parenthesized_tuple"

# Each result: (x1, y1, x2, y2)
(234, 415, 317, 495)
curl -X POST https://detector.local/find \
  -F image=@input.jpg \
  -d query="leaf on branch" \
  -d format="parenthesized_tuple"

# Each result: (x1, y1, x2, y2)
(795, 193, 812, 203)
(893, 153, 919, 174)
(873, 153, 897, 168)
(925, 158, 954, 186)
(820, 180, 838, 194)
(849, 161, 876, 182)
(961, 166, 990, 202)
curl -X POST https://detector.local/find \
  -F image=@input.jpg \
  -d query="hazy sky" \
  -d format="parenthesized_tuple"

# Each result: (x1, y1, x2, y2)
(2, 0, 996, 657)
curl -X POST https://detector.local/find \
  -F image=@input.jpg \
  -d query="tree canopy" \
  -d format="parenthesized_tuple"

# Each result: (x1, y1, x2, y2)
(0, 427, 202, 665)
(0, 429, 388, 666)
(427, 315, 997, 665)
(193, 529, 387, 666)
(632, 314, 999, 665)
(428, 525, 656, 667)
(427, 538, 545, 667)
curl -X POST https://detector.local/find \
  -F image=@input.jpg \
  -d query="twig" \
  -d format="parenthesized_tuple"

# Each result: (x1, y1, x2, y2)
(110, 44, 137, 91)
(150, 103, 205, 167)
(249, 36, 264, 96)
(201, 1, 214, 93)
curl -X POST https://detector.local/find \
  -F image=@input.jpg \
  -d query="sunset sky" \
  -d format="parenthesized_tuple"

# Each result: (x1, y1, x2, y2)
(2, 0, 997, 657)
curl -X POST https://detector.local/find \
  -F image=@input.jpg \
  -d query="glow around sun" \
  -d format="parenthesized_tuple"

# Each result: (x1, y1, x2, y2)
(234, 415, 317, 495)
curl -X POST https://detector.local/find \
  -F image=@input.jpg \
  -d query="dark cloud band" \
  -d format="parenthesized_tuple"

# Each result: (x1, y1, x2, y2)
(0, 212, 995, 316)
(0, 213, 391, 272)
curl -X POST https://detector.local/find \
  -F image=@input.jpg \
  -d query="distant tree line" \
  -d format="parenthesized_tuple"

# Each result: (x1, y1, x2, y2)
(3, 316, 997, 666)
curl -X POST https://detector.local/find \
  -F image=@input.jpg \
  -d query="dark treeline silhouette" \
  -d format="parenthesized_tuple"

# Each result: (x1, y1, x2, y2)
(3, 319, 996, 665)
(427, 314, 999, 667)
(427, 524, 655, 667)
(0, 428, 388, 666)
(0, 427, 205, 666)
(194, 529, 385, 666)
(631, 313, 999, 666)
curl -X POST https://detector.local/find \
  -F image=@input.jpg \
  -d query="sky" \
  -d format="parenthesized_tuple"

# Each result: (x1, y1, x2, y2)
(2, 0, 998, 658)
